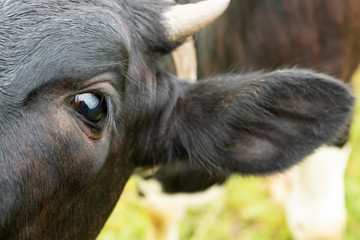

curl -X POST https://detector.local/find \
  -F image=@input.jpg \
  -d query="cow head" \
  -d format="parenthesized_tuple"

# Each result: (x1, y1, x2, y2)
(0, 0, 353, 239)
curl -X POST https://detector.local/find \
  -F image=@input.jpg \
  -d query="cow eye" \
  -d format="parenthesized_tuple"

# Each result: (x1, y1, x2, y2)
(71, 93, 107, 124)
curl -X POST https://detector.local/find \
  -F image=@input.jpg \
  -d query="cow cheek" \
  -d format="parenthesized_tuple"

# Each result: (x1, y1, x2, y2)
(20, 108, 112, 191)
(48, 109, 112, 184)
(0, 109, 112, 233)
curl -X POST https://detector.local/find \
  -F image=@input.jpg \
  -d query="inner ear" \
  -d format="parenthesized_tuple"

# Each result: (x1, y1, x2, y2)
(233, 135, 277, 162)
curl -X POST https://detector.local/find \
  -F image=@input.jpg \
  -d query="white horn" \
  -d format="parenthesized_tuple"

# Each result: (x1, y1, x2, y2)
(163, 0, 231, 42)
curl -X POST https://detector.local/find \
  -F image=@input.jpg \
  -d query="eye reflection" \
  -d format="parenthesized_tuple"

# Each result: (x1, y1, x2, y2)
(71, 93, 106, 123)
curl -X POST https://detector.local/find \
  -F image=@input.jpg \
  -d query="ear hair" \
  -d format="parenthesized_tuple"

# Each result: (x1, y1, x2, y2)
(170, 69, 353, 174)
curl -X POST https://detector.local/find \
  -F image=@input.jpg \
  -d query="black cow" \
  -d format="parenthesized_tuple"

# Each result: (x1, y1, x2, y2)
(0, 0, 354, 239)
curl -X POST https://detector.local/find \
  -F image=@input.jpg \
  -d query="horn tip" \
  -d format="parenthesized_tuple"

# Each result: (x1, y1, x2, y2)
(163, 0, 231, 43)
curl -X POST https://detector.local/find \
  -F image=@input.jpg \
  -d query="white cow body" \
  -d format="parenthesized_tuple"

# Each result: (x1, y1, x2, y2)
(136, 175, 223, 240)
(285, 145, 351, 240)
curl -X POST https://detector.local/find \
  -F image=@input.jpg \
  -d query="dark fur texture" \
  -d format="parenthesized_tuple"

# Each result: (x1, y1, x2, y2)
(138, 162, 227, 194)
(0, 0, 354, 239)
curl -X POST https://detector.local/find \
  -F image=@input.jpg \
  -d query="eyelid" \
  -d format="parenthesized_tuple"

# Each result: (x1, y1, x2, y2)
(70, 80, 120, 112)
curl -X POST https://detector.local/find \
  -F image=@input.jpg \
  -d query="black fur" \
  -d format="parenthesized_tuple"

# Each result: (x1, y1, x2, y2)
(134, 70, 353, 174)
(0, 0, 354, 239)
(139, 162, 227, 194)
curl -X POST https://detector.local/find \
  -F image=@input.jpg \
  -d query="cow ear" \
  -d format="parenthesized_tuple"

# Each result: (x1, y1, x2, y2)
(173, 69, 354, 174)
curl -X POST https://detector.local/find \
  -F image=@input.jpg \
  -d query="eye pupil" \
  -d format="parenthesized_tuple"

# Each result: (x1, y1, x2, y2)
(72, 93, 106, 123)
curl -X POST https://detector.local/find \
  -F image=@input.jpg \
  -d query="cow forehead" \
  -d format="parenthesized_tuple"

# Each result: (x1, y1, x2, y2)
(0, 1, 131, 102)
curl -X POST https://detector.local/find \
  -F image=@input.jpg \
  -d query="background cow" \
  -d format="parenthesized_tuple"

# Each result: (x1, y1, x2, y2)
(0, 0, 354, 239)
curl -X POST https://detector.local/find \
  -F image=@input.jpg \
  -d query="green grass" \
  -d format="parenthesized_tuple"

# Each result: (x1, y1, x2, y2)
(344, 69, 360, 240)
(97, 69, 360, 240)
